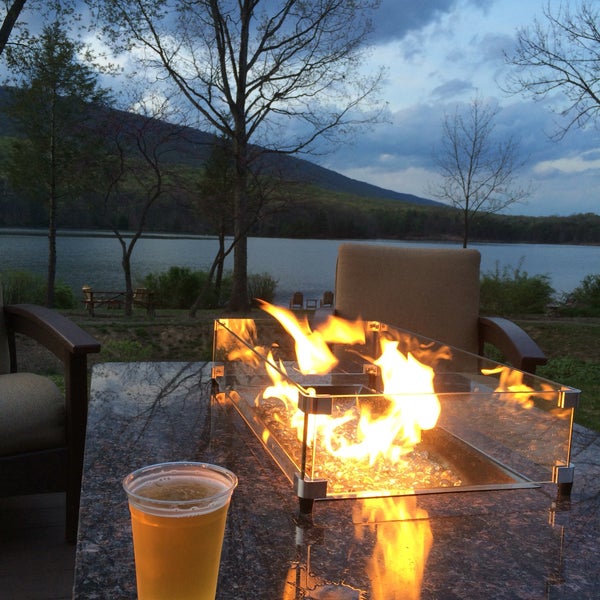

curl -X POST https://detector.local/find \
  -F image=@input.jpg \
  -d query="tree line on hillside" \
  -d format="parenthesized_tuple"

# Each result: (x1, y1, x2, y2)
(254, 202, 600, 244)
(2, 183, 600, 245)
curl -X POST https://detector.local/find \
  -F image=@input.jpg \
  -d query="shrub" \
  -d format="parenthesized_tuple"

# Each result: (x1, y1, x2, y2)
(141, 267, 278, 310)
(558, 274, 600, 317)
(480, 260, 555, 316)
(248, 272, 278, 305)
(1, 270, 46, 304)
(0, 270, 76, 308)
(141, 266, 234, 309)
(142, 267, 204, 309)
(53, 281, 77, 309)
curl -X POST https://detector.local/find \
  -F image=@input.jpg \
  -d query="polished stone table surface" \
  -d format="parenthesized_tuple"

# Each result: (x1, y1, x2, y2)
(74, 362, 600, 599)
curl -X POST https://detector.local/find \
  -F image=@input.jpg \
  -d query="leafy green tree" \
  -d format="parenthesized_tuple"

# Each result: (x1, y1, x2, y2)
(189, 137, 235, 313)
(89, 0, 383, 311)
(4, 21, 111, 306)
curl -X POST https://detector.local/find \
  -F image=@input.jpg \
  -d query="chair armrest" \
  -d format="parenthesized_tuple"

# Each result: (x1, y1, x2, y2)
(3, 304, 101, 413)
(4, 304, 101, 368)
(478, 316, 547, 373)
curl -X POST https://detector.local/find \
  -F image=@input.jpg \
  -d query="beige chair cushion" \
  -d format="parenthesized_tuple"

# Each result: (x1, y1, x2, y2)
(0, 372, 65, 455)
(334, 243, 481, 353)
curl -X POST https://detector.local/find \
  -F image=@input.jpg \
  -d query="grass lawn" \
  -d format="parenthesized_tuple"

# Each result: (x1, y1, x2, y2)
(517, 318, 600, 432)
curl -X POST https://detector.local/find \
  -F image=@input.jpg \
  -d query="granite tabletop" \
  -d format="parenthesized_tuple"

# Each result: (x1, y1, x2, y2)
(73, 362, 600, 599)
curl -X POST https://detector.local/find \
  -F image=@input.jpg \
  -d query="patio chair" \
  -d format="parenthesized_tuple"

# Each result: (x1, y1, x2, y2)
(0, 285, 101, 543)
(289, 291, 304, 310)
(318, 243, 546, 373)
(81, 285, 94, 315)
(133, 287, 155, 316)
(320, 290, 334, 308)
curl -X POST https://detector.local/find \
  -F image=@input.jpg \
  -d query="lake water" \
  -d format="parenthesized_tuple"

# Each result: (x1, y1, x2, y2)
(1, 229, 600, 304)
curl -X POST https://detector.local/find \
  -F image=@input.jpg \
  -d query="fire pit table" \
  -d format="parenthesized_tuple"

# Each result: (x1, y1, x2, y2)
(73, 320, 600, 598)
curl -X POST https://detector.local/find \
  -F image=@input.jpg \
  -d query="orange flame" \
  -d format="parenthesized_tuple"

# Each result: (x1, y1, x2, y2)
(216, 318, 266, 366)
(263, 351, 299, 410)
(257, 300, 338, 375)
(376, 340, 441, 431)
(319, 339, 441, 464)
(355, 496, 432, 600)
(317, 313, 366, 345)
(220, 304, 444, 467)
(256, 302, 442, 462)
(482, 365, 554, 409)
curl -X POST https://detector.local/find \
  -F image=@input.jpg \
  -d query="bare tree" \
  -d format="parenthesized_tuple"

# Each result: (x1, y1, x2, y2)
(97, 95, 186, 315)
(0, 1, 27, 54)
(506, 1, 600, 139)
(89, 0, 383, 311)
(431, 98, 530, 248)
(0, 1, 76, 56)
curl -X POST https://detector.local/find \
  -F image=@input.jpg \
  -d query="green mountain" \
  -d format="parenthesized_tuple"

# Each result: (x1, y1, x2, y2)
(5, 85, 600, 245)
(0, 84, 440, 208)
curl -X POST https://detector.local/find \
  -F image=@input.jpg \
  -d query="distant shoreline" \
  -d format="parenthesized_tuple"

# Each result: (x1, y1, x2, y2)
(0, 227, 219, 241)
(2, 227, 599, 247)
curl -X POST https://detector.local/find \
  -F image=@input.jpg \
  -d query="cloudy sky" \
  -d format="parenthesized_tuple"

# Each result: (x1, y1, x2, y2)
(314, 0, 600, 217)
(8, 0, 598, 217)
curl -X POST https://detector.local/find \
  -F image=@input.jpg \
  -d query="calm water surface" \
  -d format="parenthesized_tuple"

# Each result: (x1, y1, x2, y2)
(1, 229, 599, 304)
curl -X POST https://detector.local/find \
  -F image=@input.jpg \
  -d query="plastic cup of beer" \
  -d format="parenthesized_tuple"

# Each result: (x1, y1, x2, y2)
(123, 461, 238, 600)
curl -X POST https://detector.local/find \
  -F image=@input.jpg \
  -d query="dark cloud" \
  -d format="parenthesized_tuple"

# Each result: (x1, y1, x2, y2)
(319, 103, 444, 174)
(370, 0, 458, 43)
(475, 32, 515, 63)
(430, 78, 474, 100)
(370, 0, 494, 44)
(316, 93, 600, 216)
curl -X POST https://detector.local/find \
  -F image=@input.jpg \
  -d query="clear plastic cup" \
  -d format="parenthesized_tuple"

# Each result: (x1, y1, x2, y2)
(123, 462, 238, 600)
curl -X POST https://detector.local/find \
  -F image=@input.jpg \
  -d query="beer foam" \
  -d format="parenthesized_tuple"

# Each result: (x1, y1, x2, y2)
(124, 463, 237, 517)
(128, 473, 233, 516)
(137, 477, 226, 501)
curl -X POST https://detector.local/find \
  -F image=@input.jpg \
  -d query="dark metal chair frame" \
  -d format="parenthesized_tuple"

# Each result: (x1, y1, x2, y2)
(0, 304, 101, 543)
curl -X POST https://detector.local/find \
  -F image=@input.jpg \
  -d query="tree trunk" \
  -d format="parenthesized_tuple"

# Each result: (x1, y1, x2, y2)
(121, 236, 133, 317)
(46, 199, 57, 308)
(189, 228, 231, 317)
(228, 134, 250, 312)
(229, 231, 248, 310)
(189, 250, 222, 317)
(0, 0, 27, 56)
(46, 117, 57, 308)
(214, 230, 225, 300)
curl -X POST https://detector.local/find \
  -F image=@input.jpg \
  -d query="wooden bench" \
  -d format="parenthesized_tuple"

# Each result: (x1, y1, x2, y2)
(132, 287, 155, 316)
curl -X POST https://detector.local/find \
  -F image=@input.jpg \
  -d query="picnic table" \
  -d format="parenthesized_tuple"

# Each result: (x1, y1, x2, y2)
(81, 286, 154, 316)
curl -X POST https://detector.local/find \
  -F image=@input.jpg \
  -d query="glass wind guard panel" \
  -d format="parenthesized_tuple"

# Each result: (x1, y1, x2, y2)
(212, 318, 577, 500)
